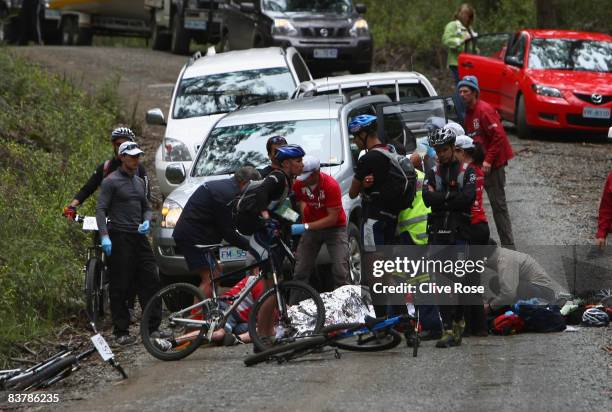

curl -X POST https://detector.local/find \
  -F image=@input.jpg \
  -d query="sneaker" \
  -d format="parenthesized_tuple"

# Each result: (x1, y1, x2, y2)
(435, 330, 456, 348)
(152, 338, 173, 352)
(116, 334, 137, 346)
(150, 330, 172, 339)
(222, 334, 238, 346)
(452, 320, 465, 346)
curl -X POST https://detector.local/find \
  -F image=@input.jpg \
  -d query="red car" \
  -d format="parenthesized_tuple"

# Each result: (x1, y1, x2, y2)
(458, 29, 612, 138)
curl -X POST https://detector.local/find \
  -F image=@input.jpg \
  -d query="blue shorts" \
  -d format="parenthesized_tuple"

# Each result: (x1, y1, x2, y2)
(175, 241, 215, 272)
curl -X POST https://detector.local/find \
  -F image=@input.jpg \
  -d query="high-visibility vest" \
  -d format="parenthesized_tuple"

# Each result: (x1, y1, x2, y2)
(398, 169, 431, 245)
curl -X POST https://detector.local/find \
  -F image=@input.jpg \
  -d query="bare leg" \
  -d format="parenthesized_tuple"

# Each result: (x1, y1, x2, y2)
(256, 277, 276, 338)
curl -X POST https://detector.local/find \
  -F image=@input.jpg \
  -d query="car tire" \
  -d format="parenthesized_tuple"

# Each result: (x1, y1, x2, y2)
(348, 222, 362, 285)
(516, 95, 531, 139)
(150, 13, 171, 51)
(61, 16, 76, 46)
(171, 12, 190, 55)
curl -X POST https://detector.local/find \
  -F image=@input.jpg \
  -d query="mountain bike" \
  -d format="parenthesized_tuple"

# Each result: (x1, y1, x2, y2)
(0, 323, 126, 391)
(244, 313, 421, 367)
(140, 236, 326, 361)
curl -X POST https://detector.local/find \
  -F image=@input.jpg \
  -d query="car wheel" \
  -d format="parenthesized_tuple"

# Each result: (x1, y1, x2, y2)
(348, 222, 362, 285)
(516, 95, 531, 139)
(171, 13, 190, 55)
(61, 16, 76, 46)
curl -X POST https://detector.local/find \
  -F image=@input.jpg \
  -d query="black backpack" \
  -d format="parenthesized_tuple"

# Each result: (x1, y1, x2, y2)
(372, 147, 417, 211)
(516, 304, 566, 333)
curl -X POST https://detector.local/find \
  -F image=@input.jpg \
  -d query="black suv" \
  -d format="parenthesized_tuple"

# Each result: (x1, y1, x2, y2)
(220, 1, 373, 74)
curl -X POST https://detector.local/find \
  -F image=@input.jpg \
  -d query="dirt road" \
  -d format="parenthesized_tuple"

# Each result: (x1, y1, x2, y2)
(5, 46, 611, 412)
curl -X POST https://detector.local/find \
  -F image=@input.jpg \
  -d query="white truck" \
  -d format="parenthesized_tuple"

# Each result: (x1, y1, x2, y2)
(0, 0, 223, 55)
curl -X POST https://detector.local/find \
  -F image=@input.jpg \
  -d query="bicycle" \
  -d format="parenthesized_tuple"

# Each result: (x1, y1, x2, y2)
(0, 323, 127, 391)
(244, 313, 421, 367)
(139, 236, 326, 361)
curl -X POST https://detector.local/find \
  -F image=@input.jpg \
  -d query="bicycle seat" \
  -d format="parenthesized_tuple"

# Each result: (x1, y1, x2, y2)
(194, 243, 225, 252)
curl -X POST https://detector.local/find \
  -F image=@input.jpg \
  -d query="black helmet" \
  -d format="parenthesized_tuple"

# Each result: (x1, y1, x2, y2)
(111, 127, 135, 142)
(428, 127, 456, 148)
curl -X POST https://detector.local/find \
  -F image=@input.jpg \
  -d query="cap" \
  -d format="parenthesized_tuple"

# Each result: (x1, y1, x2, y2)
(457, 75, 480, 93)
(297, 155, 320, 181)
(444, 121, 465, 137)
(118, 141, 144, 157)
(455, 135, 475, 150)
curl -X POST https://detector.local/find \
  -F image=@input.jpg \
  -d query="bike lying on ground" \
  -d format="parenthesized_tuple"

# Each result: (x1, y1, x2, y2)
(244, 313, 420, 367)
(0, 323, 127, 391)
(140, 238, 326, 361)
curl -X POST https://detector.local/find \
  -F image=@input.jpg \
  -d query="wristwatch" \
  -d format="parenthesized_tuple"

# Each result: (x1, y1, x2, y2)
(304, 223, 310, 230)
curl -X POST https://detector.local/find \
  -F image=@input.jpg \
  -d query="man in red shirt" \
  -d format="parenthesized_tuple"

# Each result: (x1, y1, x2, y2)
(596, 170, 612, 249)
(291, 156, 349, 290)
(459, 75, 516, 249)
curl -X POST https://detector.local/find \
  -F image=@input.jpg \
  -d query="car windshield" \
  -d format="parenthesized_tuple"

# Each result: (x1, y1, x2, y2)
(528, 39, 612, 72)
(192, 119, 343, 177)
(173, 67, 295, 119)
(263, 0, 352, 13)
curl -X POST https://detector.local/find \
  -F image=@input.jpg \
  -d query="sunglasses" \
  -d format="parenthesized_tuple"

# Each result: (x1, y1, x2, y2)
(269, 136, 287, 144)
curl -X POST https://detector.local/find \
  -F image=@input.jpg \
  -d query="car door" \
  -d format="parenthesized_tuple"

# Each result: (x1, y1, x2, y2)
(458, 33, 512, 110)
(499, 32, 528, 119)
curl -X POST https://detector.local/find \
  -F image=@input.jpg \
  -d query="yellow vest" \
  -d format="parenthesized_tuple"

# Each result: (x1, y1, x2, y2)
(398, 169, 430, 245)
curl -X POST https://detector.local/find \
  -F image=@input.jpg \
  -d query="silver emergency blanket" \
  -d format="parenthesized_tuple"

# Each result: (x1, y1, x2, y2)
(287, 285, 375, 335)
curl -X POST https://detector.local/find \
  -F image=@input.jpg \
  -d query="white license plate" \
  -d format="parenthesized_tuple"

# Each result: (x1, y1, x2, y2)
(313, 48, 338, 59)
(219, 246, 247, 262)
(184, 19, 207, 30)
(583, 107, 610, 119)
(45, 9, 61, 20)
(91, 334, 114, 361)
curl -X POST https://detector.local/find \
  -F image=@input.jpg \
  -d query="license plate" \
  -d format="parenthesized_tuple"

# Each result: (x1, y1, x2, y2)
(184, 19, 207, 30)
(91, 334, 114, 361)
(219, 246, 247, 262)
(313, 48, 338, 59)
(45, 9, 61, 20)
(583, 107, 610, 119)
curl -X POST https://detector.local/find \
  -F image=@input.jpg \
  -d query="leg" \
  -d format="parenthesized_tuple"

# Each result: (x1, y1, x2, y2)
(324, 227, 350, 288)
(485, 166, 515, 248)
(107, 232, 133, 337)
(134, 236, 162, 332)
(292, 230, 322, 286)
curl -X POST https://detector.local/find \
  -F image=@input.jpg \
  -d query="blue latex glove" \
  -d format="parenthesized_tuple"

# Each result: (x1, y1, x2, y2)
(291, 224, 306, 236)
(138, 220, 150, 235)
(101, 235, 112, 256)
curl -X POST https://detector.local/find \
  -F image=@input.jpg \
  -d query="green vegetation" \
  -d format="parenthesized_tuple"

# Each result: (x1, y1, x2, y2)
(0, 49, 122, 364)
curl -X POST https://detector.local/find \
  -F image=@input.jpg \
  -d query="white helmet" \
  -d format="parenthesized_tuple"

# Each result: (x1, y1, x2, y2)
(581, 307, 609, 326)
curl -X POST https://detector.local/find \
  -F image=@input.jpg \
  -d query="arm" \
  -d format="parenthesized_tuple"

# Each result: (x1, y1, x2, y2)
(442, 21, 464, 50)
(481, 109, 506, 167)
(138, 163, 151, 201)
(422, 168, 448, 208)
(597, 172, 612, 242)
(445, 167, 476, 210)
(349, 178, 362, 199)
(96, 180, 113, 237)
(141, 179, 153, 223)
(489, 253, 520, 309)
(73, 162, 105, 205)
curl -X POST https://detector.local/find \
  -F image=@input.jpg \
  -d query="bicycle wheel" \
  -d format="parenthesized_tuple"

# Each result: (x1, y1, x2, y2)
(140, 283, 211, 361)
(85, 257, 102, 325)
(10, 355, 76, 391)
(248, 281, 325, 352)
(334, 328, 402, 352)
(244, 335, 327, 367)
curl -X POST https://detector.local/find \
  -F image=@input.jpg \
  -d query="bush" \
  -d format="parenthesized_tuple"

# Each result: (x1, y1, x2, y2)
(0, 49, 121, 364)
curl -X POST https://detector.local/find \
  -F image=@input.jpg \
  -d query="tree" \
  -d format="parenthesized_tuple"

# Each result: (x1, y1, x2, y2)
(534, 0, 559, 28)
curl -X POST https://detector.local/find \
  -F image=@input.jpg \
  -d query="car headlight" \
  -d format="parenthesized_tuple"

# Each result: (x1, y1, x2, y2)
(161, 198, 183, 228)
(272, 19, 298, 36)
(349, 18, 369, 37)
(163, 137, 192, 162)
(532, 84, 563, 98)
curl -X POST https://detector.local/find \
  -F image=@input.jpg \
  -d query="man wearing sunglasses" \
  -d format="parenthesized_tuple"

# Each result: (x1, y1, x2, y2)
(96, 141, 162, 346)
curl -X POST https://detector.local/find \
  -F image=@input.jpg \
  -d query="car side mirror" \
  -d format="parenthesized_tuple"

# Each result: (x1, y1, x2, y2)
(355, 3, 367, 13)
(240, 2, 255, 13)
(165, 163, 186, 185)
(505, 55, 523, 68)
(146, 108, 166, 126)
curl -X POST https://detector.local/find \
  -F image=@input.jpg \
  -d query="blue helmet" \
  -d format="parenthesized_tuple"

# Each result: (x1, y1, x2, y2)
(274, 144, 305, 162)
(348, 114, 377, 134)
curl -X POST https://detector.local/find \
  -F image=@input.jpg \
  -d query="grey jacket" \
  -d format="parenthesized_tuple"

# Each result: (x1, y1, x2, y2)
(96, 168, 152, 236)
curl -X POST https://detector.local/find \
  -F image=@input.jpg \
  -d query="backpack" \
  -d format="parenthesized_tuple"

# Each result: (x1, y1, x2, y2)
(492, 312, 525, 335)
(372, 147, 417, 211)
(515, 304, 566, 333)
(231, 172, 289, 236)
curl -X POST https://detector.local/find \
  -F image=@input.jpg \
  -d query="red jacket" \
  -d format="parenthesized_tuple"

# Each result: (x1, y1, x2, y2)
(597, 171, 612, 239)
(464, 99, 514, 168)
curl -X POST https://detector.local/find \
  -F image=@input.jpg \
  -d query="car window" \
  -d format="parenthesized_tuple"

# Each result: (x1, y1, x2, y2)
(464, 33, 512, 60)
(317, 83, 430, 101)
(262, 0, 352, 13)
(173, 67, 295, 119)
(192, 119, 343, 176)
(291, 54, 311, 82)
(529, 38, 612, 72)
(506, 34, 527, 64)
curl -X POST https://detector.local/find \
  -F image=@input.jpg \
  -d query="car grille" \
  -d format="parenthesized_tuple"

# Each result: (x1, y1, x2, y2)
(573, 93, 612, 105)
(300, 27, 349, 38)
(566, 114, 612, 128)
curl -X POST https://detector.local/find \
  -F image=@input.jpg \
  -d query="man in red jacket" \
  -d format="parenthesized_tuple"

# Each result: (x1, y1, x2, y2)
(596, 171, 612, 250)
(459, 75, 516, 249)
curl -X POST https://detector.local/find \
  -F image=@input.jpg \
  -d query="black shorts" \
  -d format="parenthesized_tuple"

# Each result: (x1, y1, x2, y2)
(175, 240, 214, 272)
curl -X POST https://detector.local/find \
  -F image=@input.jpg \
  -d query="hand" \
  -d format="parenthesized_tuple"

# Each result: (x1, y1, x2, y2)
(62, 205, 77, 219)
(291, 224, 306, 236)
(482, 161, 492, 175)
(101, 236, 112, 256)
(428, 185, 435, 192)
(596, 237, 607, 250)
(138, 220, 150, 235)
(363, 174, 375, 188)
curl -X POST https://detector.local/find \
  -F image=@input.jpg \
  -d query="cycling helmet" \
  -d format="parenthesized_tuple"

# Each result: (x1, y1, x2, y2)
(428, 127, 456, 147)
(444, 121, 465, 137)
(274, 144, 306, 162)
(581, 307, 610, 326)
(348, 114, 377, 134)
(111, 127, 135, 142)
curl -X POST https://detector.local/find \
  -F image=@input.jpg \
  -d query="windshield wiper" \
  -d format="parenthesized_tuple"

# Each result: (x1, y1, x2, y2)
(321, 161, 344, 167)
(210, 169, 235, 176)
